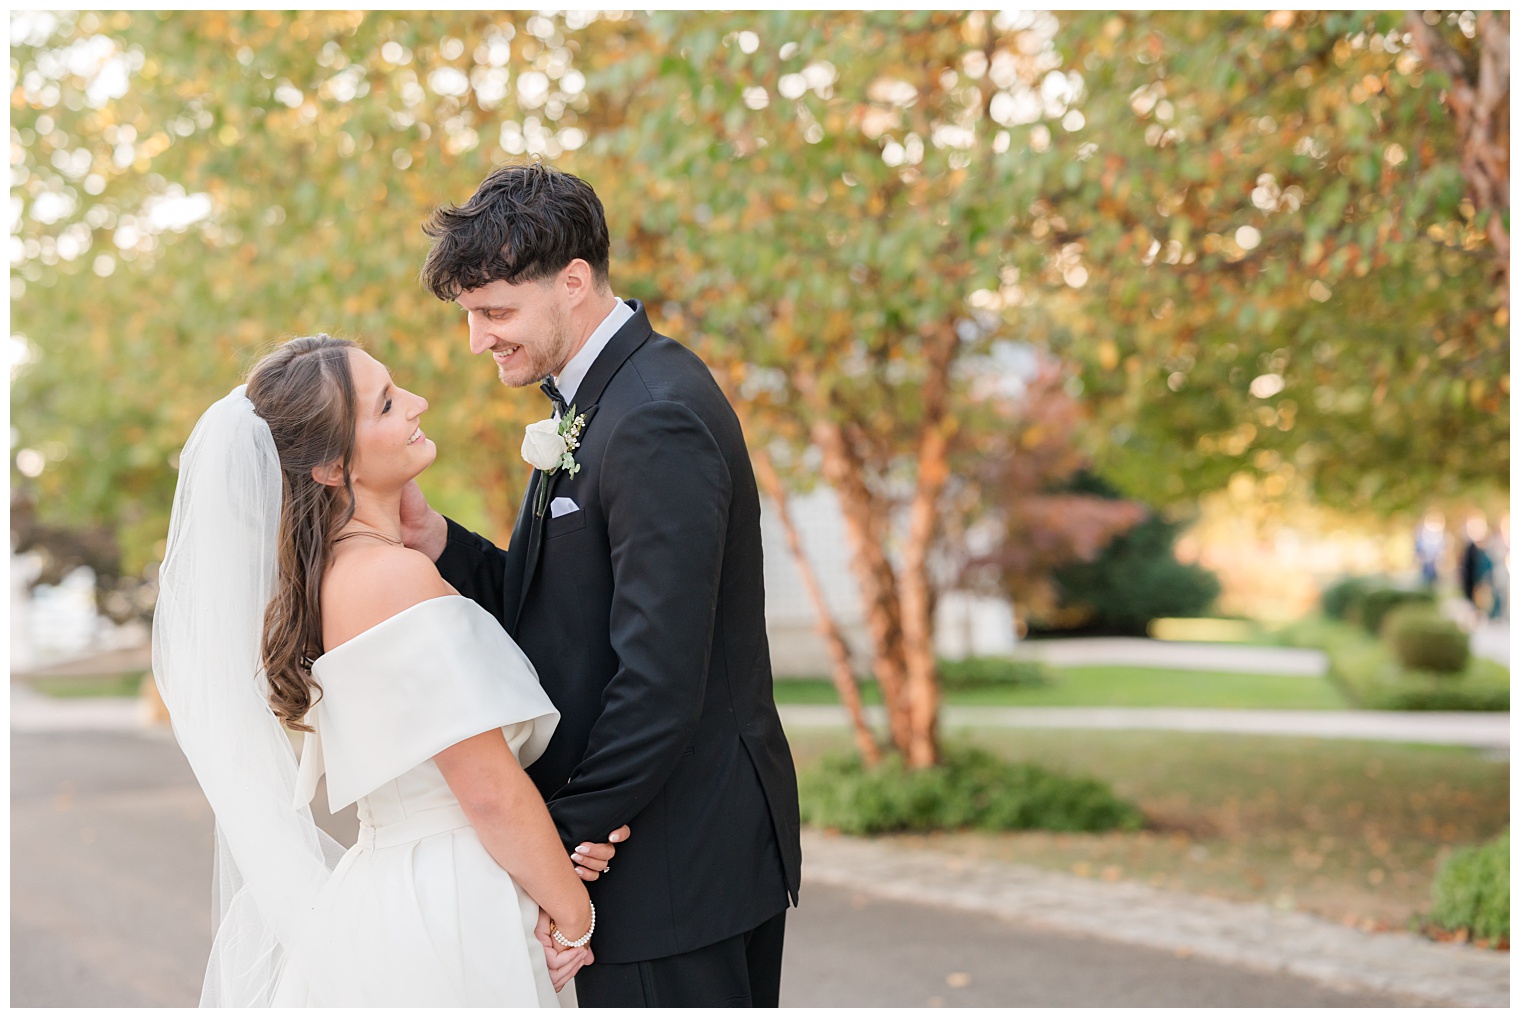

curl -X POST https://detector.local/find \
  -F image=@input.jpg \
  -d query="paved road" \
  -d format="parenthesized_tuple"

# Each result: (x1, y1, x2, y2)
(13, 728, 1411, 1008)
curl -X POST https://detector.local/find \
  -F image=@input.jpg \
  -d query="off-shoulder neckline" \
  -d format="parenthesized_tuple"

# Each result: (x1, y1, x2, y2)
(313, 594, 477, 666)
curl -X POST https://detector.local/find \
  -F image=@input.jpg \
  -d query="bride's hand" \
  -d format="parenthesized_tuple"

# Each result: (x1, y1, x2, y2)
(536, 908, 584, 990)
(572, 824, 631, 881)
(547, 944, 593, 992)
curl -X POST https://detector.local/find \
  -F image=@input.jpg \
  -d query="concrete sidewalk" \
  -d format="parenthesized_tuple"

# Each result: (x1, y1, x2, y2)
(15, 686, 1509, 751)
(1015, 637, 1329, 675)
(1471, 618, 1509, 665)
(780, 704, 1510, 750)
(10, 683, 148, 732)
(801, 830, 1509, 1007)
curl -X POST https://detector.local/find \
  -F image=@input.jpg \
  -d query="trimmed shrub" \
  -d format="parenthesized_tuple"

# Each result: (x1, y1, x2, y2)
(1321, 576, 1378, 622)
(1357, 587, 1436, 635)
(1379, 682, 1510, 712)
(1429, 830, 1509, 946)
(1383, 607, 1470, 674)
(797, 744, 1144, 836)
(938, 657, 1051, 690)
(1278, 616, 1508, 711)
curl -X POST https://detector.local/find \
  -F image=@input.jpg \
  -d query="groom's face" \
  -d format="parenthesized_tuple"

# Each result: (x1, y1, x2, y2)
(456, 275, 575, 389)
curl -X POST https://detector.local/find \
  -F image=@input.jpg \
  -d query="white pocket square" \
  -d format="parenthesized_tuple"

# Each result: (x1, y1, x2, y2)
(549, 497, 580, 519)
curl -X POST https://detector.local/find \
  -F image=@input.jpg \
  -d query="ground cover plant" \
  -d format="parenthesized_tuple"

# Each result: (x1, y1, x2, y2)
(789, 728, 1509, 932)
(774, 664, 1348, 709)
(1426, 829, 1509, 947)
(798, 744, 1143, 836)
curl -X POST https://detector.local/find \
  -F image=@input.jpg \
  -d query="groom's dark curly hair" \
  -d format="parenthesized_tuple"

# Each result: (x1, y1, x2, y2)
(420, 162, 610, 300)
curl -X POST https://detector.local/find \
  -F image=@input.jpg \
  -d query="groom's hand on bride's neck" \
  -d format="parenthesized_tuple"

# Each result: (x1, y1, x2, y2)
(399, 480, 448, 561)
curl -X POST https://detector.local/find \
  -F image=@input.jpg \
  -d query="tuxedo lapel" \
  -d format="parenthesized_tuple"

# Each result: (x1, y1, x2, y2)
(511, 302, 655, 632)
(514, 468, 548, 633)
(500, 478, 535, 636)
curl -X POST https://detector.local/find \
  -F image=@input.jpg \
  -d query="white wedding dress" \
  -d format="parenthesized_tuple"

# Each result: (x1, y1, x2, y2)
(267, 594, 573, 1007)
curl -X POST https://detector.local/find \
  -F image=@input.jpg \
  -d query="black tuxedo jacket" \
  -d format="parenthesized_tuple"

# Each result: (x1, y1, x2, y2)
(435, 300, 802, 964)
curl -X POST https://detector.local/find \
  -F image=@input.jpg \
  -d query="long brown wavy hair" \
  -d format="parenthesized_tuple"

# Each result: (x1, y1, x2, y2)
(245, 335, 358, 731)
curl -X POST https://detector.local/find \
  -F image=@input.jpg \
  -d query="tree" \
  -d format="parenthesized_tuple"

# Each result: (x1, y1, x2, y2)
(954, 365, 1148, 628)
(1404, 10, 1509, 299)
(10, 10, 621, 581)
(1027, 11, 1508, 512)
(577, 11, 1097, 767)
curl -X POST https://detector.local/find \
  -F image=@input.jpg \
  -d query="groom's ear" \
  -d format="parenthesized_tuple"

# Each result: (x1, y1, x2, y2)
(561, 258, 593, 308)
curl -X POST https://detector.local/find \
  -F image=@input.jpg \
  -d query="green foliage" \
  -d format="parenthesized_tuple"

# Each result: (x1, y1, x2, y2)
(1043, 11, 1508, 512)
(937, 657, 1050, 690)
(12, 11, 603, 576)
(1358, 586, 1437, 635)
(1279, 616, 1507, 711)
(1040, 476, 1221, 634)
(798, 745, 1143, 836)
(1383, 606, 1470, 674)
(1321, 575, 1379, 622)
(1428, 830, 1509, 945)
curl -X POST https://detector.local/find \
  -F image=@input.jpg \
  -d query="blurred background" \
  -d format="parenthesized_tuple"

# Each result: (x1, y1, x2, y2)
(10, 9, 1510, 1007)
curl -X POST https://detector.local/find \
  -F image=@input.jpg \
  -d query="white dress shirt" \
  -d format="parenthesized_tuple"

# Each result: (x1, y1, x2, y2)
(554, 297, 635, 411)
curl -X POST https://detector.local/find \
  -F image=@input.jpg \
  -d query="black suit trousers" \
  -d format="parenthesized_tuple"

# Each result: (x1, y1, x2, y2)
(573, 909, 787, 1007)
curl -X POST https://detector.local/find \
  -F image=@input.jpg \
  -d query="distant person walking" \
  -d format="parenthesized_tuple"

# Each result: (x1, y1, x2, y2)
(1487, 517, 1508, 620)
(1414, 509, 1447, 588)
(1458, 515, 1493, 623)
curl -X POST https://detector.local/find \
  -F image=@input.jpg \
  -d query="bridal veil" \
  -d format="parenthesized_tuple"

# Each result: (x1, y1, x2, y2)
(152, 386, 344, 1006)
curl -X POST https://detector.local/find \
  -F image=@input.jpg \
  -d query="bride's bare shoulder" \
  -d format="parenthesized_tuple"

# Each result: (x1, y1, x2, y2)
(321, 544, 458, 650)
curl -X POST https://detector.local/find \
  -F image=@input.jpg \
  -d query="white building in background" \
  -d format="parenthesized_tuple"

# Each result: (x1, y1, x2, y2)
(10, 556, 102, 672)
(9, 554, 149, 674)
(759, 488, 1017, 677)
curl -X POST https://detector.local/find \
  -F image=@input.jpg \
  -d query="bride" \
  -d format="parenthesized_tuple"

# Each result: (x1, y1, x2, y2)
(153, 335, 621, 1006)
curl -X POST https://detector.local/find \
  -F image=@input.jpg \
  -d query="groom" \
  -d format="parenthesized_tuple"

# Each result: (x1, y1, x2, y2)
(402, 164, 801, 1007)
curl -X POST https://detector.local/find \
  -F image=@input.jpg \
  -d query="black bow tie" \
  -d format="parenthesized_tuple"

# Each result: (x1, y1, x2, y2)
(540, 376, 568, 417)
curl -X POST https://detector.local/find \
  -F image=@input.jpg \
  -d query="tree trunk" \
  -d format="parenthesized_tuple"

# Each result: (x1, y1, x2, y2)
(810, 417, 914, 758)
(750, 446, 882, 766)
(793, 365, 914, 758)
(896, 325, 958, 768)
(1406, 11, 1510, 304)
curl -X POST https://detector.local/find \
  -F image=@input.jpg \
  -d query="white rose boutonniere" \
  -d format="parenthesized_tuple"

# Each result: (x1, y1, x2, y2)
(523, 405, 587, 517)
(521, 419, 568, 471)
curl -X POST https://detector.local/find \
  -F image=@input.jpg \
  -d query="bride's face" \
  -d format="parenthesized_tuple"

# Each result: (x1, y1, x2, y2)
(345, 349, 437, 490)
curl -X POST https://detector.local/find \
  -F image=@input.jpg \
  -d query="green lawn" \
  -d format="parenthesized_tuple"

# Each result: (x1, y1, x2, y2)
(774, 664, 1349, 709)
(26, 671, 146, 698)
(788, 728, 1509, 930)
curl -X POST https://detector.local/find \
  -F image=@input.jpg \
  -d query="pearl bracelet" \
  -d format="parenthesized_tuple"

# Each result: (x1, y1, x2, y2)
(550, 901, 595, 949)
